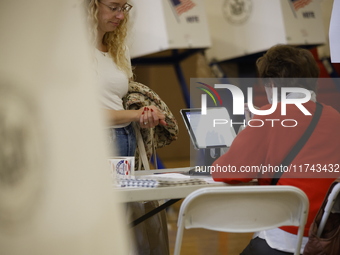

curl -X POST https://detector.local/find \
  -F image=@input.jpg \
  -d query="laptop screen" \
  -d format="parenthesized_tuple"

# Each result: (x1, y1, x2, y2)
(180, 107, 236, 150)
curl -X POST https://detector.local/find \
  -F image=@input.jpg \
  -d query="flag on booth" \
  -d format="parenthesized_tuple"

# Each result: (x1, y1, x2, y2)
(290, 0, 312, 11)
(170, 0, 196, 16)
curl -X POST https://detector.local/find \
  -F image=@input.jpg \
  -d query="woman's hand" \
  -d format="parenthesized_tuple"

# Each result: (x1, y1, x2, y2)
(139, 106, 167, 128)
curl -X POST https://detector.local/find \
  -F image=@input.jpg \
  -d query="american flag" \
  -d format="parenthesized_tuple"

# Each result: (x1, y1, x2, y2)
(291, 0, 312, 11)
(170, 0, 196, 16)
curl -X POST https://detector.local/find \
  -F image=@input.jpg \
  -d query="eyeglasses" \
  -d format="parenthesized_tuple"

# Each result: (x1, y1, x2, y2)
(98, 1, 133, 14)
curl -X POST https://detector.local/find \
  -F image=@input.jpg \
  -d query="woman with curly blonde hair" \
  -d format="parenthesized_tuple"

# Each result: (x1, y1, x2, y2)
(86, 0, 166, 157)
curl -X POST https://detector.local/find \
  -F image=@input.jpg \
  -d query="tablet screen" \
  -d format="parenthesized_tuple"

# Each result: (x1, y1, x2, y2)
(180, 107, 236, 150)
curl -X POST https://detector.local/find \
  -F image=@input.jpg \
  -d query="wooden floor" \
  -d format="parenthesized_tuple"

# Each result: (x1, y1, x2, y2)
(162, 159, 254, 255)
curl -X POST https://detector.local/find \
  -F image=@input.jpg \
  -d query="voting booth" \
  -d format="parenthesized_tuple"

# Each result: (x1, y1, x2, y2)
(330, 0, 340, 63)
(128, 0, 211, 58)
(0, 1, 129, 254)
(204, 0, 327, 62)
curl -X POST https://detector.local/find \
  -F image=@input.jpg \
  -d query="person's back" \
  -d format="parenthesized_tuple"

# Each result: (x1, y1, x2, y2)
(212, 45, 340, 254)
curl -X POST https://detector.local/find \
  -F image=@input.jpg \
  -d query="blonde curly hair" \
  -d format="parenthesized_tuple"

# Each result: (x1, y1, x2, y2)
(86, 0, 131, 77)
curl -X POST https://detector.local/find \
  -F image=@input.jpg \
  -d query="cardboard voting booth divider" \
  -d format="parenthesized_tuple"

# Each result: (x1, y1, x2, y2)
(128, 0, 211, 59)
(0, 1, 129, 254)
(330, 0, 340, 63)
(204, 0, 327, 62)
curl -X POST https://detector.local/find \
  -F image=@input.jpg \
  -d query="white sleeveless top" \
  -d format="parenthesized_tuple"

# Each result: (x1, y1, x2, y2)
(95, 47, 132, 128)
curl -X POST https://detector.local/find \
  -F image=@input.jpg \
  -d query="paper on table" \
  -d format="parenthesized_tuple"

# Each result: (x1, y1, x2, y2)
(118, 173, 208, 188)
(136, 173, 191, 180)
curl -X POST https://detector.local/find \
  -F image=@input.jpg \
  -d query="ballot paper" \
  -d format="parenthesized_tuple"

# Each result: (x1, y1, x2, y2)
(118, 173, 208, 188)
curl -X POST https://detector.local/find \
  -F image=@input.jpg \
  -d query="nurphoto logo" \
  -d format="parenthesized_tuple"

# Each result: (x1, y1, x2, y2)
(198, 83, 312, 128)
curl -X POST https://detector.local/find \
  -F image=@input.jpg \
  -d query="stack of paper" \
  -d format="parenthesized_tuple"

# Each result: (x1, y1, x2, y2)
(118, 173, 208, 188)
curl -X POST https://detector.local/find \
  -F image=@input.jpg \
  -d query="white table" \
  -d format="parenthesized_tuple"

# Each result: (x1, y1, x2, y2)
(116, 168, 256, 227)
(116, 167, 228, 203)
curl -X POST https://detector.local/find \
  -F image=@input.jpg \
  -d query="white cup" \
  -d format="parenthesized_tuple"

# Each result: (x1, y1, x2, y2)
(108, 157, 135, 180)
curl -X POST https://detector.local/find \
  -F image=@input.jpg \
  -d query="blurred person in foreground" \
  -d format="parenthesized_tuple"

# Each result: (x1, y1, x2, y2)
(212, 44, 340, 255)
